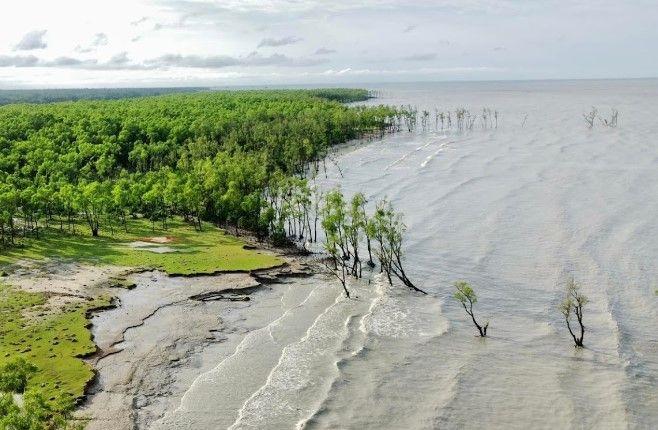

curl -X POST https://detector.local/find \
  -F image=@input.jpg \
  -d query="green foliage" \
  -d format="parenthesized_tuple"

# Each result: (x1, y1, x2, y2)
(0, 217, 281, 275)
(0, 391, 77, 429)
(453, 281, 488, 337)
(305, 88, 371, 103)
(560, 278, 588, 347)
(559, 279, 588, 317)
(453, 281, 477, 306)
(0, 89, 396, 246)
(320, 189, 424, 296)
(0, 87, 206, 106)
(0, 283, 111, 411)
(0, 358, 37, 393)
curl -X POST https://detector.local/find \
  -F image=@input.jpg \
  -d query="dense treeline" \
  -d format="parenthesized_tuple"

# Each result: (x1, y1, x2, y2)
(0, 89, 398, 244)
(304, 88, 371, 103)
(0, 87, 205, 106)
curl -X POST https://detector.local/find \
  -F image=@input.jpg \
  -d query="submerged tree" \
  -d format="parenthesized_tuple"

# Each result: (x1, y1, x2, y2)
(346, 192, 370, 277)
(371, 200, 426, 294)
(559, 278, 588, 347)
(321, 189, 351, 298)
(583, 107, 598, 128)
(453, 281, 489, 337)
(320, 189, 425, 297)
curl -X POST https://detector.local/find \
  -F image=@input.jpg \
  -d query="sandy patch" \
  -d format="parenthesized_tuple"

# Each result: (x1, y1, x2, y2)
(6, 260, 130, 298)
(5, 259, 134, 319)
(139, 236, 175, 244)
(128, 241, 177, 253)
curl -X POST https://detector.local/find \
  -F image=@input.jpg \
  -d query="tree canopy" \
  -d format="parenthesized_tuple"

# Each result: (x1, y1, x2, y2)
(0, 89, 398, 243)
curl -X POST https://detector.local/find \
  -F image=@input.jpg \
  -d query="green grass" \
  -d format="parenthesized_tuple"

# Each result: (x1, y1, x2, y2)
(0, 284, 112, 410)
(0, 217, 282, 275)
(0, 218, 282, 413)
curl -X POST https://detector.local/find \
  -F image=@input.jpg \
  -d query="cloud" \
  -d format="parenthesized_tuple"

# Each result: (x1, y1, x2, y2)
(402, 53, 437, 61)
(321, 65, 504, 76)
(493, 46, 506, 52)
(0, 53, 138, 70)
(403, 24, 416, 33)
(144, 51, 325, 68)
(0, 55, 94, 68)
(0, 55, 40, 67)
(14, 30, 48, 51)
(314, 47, 336, 55)
(107, 52, 131, 67)
(323, 67, 353, 75)
(75, 33, 109, 53)
(131, 17, 148, 26)
(0, 51, 326, 71)
(257, 36, 302, 48)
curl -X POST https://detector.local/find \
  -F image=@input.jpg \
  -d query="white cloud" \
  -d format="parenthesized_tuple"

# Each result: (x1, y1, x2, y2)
(75, 33, 109, 53)
(14, 30, 47, 51)
(314, 47, 336, 55)
(0, 0, 657, 87)
(257, 36, 302, 48)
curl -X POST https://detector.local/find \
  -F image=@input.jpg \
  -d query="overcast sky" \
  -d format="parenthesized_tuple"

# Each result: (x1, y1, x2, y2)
(1, 0, 657, 88)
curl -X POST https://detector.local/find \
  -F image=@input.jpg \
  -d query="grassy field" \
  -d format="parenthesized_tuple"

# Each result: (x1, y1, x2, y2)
(0, 218, 282, 414)
(0, 217, 282, 275)
(0, 284, 112, 410)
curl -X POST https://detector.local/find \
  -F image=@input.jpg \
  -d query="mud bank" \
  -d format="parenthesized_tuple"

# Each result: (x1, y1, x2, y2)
(78, 259, 315, 430)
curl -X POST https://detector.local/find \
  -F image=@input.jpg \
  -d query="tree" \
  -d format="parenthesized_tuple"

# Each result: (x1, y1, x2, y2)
(371, 199, 426, 294)
(111, 176, 133, 232)
(453, 281, 489, 337)
(76, 181, 108, 237)
(346, 192, 368, 277)
(323, 226, 350, 299)
(321, 189, 351, 298)
(0, 89, 401, 249)
(559, 278, 588, 347)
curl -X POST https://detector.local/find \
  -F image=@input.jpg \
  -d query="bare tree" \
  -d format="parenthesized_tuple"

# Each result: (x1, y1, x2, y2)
(453, 281, 489, 337)
(559, 278, 588, 347)
(600, 109, 619, 127)
(583, 107, 598, 128)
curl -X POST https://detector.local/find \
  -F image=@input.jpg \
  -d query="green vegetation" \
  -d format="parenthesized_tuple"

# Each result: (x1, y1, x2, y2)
(0, 283, 111, 410)
(0, 217, 281, 275)
(0, 88, 402, 426)
(320, 188, 425, 297)
(304, 88, 371, 103)
(453, 281, 489, 337)
(0, 389, 78, 430)
(559, 278, 587, 347)
(0, 87, 205, 106)
(0, 89, 397, 248)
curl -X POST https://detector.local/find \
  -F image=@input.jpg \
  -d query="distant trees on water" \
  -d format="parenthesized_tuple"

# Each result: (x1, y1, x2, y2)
(452, 277, 590, 347)
(400, 105, 500, 133)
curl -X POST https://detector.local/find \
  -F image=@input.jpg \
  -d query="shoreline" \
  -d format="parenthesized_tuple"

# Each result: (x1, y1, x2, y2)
(77, 248, 317, 429)
(0, 232, 320, 429)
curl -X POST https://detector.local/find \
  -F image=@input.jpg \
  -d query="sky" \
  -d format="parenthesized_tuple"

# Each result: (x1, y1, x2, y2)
(0, 0, 657, 88)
